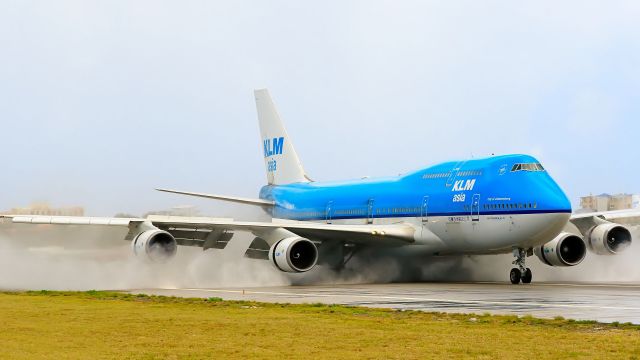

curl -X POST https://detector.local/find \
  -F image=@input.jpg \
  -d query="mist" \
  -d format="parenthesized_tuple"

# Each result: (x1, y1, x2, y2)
(0, 225, 289, 290)
(302, 226, 640, 285)
(1, 223, 638, 291)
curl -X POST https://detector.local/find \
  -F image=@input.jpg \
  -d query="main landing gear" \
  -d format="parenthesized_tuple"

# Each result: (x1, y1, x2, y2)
(510, 248, 532, 284)
(329, 244, 359, 272)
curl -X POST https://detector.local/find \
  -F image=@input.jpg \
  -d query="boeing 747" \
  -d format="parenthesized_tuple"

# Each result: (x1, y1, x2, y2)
(2, 89, 637, 284)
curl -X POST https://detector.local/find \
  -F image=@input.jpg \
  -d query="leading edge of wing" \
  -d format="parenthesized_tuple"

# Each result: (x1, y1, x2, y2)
(571, 209, 640, 227)
(571, 209, 640, 219)
(1, 215, 143, 226)
(155, 188, 275, 207)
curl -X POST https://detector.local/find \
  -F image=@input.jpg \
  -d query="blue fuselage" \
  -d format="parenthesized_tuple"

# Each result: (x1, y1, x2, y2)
(259, 154, 571, 223)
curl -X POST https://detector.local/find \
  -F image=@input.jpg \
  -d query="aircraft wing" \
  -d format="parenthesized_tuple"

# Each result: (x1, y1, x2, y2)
(0, 215, 416, 248)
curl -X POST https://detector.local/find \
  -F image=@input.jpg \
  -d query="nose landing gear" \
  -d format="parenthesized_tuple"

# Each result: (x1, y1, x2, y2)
(510, 248, 532, 284)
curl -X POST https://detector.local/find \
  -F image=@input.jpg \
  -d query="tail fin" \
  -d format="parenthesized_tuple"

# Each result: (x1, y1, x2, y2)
(254, 89, 311, 185)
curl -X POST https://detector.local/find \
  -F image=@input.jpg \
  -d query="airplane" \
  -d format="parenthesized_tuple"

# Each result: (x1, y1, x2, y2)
(1, 89, 638, 284)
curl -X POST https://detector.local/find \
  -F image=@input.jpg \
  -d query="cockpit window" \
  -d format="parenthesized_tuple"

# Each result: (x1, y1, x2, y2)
(511, 163, 545, 172)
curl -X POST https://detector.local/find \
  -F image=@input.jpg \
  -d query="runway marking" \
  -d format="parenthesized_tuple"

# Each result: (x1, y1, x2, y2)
(158, 288, 640, 312)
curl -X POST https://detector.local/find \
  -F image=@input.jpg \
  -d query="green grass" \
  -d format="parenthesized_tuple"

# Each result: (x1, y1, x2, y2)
(0, 291, 639, 359)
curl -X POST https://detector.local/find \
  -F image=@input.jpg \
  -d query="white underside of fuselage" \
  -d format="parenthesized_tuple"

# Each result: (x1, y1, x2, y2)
(302, 212, 570, 256)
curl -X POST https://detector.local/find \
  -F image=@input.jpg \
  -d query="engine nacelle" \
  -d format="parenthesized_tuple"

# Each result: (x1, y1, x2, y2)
(586, 223, 632, 255)
(534, 232, 586, 267)
(269, 237, 318, 273)
(132, 229, 178, 262)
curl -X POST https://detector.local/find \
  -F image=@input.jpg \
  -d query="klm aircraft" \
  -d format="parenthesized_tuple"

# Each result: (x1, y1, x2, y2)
(3, 89, 638, 284)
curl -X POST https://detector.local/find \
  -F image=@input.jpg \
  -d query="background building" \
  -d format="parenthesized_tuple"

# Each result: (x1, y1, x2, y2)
(579, 193, 635, 212)
(2, 202, 84, 216)
(143, 205, 200, 218)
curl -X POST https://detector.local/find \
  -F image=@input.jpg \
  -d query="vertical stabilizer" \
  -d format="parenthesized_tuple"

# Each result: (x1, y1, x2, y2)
(254, 89, 310, 185)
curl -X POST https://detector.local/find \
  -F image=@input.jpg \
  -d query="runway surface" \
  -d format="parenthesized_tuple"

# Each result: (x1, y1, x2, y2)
(131, 282, 640, 324)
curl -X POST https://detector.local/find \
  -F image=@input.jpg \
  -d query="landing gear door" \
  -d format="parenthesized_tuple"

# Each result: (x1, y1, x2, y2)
(325, 201, 333, 224)
(471, 194, 480, 222)
(421, 196, 429, 222)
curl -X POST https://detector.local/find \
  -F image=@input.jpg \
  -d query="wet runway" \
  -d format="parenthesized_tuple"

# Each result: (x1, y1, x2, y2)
(132, 282, 640, 324)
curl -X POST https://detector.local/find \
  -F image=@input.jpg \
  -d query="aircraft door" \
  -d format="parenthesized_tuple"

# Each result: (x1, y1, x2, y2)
(325, 201, 333, 224)
(367, 198, 374, 224)
(421, 196, 429, 222)
(471, 194, 480, 222)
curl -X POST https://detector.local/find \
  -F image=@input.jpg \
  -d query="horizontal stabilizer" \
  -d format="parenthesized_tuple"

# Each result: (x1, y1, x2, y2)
(156, 188, 274, 207)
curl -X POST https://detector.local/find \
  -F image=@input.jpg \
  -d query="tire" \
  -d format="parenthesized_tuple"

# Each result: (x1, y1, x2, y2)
(510, 268, 521, 284)
(522, 268, 532, 284)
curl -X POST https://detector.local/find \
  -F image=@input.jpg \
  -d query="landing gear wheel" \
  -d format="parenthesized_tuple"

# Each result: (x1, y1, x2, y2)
(511, 248, 531, 285)
(521, 268, 532, 284)
(509, 268, 521, 284)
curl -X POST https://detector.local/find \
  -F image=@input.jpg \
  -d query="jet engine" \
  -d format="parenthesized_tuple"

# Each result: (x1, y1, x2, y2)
(132, 229, 178, 262)
(534, 232, 586, 267)
(269, 237, 318, 273)
(586, 222, 632, 255)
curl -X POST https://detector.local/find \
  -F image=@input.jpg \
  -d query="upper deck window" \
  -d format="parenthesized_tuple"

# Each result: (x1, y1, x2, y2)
(423, 170, 482, 179)
(458, 170, 483, 177)
(422, 172, 450, 179)
(511, 163, 545, 172)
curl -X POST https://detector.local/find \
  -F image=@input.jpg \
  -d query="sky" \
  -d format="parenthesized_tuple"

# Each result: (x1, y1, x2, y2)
(0, 1, 638, 217)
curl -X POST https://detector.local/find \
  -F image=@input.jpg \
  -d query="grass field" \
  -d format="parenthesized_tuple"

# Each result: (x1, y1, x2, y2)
(0, 291, 639, 359)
